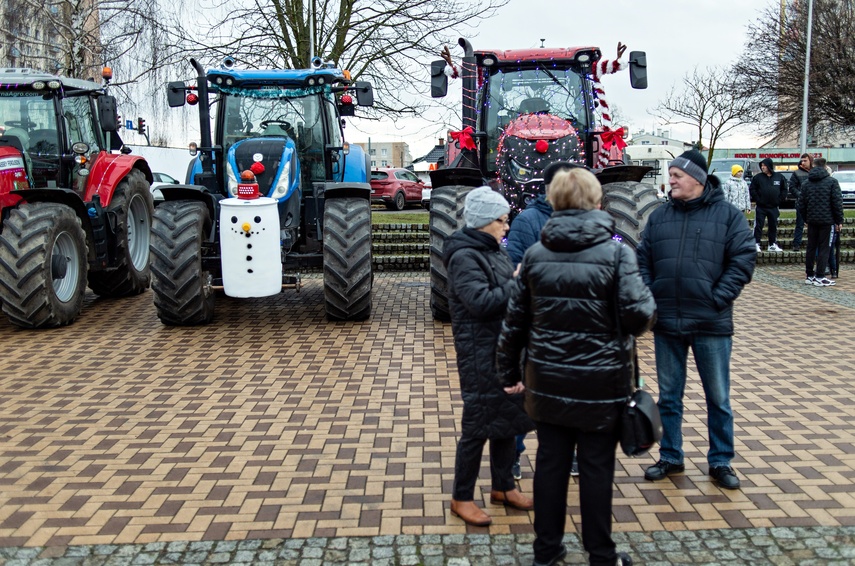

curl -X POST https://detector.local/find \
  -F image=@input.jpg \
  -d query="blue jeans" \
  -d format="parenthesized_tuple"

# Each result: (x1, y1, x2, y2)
(654, 333, 734, 468)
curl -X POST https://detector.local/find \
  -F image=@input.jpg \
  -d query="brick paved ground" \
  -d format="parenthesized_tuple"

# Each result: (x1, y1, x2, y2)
(1, 267, 854, 564)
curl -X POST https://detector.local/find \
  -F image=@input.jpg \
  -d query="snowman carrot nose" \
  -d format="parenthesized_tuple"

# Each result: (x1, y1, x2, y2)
(242, 222, 251, 233)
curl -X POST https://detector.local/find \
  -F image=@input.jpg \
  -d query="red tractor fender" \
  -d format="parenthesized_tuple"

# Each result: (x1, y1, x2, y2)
(85, 152, 153, 206)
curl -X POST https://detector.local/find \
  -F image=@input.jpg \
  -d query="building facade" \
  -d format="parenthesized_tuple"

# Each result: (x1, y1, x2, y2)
(353, 141, 412, 169)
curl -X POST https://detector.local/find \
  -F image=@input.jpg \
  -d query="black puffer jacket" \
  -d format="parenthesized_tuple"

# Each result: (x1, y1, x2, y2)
(636, 178, 756, 337)
(443, 227, 534, 439)
(797, 167, 844, 225)
(496, 210, 656, 432)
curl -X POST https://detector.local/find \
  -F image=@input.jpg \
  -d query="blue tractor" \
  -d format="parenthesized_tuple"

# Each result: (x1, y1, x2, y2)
(151, 57, 375, 325)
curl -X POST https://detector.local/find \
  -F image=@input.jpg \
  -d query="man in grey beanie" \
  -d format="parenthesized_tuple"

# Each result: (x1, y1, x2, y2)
(441, 185, 534, 527)
(637, 149, 756, 491)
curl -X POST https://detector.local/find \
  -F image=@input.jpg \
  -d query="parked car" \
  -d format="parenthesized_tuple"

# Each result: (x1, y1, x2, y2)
(421, 185, 432, 210)
(370, 168, 425, 210)
(832, 170, 855, 208)
(150, 172, 180, 202)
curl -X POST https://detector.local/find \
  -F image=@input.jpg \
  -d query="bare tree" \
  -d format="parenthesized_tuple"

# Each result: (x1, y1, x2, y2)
(653, 66, 760, 164)
(738, 0, 855, 142)
(189, 0, 509, 118)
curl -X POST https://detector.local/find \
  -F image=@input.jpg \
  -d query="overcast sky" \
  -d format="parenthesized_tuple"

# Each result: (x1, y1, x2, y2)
(346, 0, 778, 160)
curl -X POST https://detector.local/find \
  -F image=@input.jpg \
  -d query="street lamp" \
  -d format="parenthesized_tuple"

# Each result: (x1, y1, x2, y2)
(799, 0, 814, 155)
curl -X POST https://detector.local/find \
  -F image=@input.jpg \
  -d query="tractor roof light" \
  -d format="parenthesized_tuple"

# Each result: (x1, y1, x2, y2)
(342, 70, 352, 80)
(343, 141, 350, 155)
(215, 76, 224, 85)
(225, 78, 234, 86)
(482, 57, 496, 66)
(47, 80, 61, 89)
(32, 81, 45, 90)
(318, 77, 325, 85)
(307, 77, 316, 86)
(576, 53, 591, 63)
(102, 67, 113, 81)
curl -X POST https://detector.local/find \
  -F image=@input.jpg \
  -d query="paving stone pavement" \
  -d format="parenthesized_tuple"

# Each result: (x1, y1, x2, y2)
(1, 267, 854, 565)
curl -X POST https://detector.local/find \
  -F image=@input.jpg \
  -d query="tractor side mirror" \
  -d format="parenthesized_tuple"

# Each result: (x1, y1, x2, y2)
(97, 95, 119, 131)
(430, 60, 448, 98)
(167, 81, 187, 108)
(354, 82, 374, 107)
(629, 51, 647, 89)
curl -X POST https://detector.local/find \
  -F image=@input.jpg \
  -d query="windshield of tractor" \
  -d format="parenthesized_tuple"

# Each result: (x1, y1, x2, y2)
(220, 88, 325, 160)
(0, 93, 60, 154)
(481, 67, 589, 167)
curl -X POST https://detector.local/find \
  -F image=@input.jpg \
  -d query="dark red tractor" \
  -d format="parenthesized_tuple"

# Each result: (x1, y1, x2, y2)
(0, 68, 153, 328)
(427, 38, 662, 320)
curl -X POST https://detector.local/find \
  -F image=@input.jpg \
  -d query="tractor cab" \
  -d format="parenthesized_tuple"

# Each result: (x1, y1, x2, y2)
(0, 69, 120, 198)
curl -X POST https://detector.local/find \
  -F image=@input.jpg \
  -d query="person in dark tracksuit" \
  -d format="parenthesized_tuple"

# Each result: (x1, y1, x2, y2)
(749, 158, 788, 253)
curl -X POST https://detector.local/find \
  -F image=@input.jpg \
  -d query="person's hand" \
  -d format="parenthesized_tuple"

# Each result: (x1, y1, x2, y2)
(504, 381, 525, 395)
(836, 224, 843, 232)
(514, 263, 521, 277)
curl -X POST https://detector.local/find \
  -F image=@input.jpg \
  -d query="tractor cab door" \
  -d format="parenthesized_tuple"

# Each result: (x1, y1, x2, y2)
(321, 94, 345, 181)
(60, 95, 103, 195)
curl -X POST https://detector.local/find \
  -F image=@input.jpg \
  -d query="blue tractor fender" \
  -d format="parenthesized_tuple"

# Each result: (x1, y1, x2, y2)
(343, 143, 370, 184)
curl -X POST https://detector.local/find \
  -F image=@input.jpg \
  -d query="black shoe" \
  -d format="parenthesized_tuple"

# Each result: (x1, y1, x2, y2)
(616, 551, 633, 566)
(532, 544, 566, 566)
(512, 457, 522, 480)
(709, 465, 740, 489)
(570, 454, 579, 477)
(644, 460, 685, 481)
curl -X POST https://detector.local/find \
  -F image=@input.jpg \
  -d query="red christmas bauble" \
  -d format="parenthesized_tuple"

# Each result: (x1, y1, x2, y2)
(340, 94, 353, 105)
(240, 170, 255, 181)
(250, 162, 265, 175)
(535, 139, 549, 154)
(186, 93, 199, 105)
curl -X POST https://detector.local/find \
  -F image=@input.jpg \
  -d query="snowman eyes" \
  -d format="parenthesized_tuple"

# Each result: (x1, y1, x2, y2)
(230, 216, 262, 223)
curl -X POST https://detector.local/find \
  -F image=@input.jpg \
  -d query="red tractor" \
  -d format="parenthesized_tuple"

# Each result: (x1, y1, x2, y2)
(0, 68, 154, 328)
(427, 38, 662, 320)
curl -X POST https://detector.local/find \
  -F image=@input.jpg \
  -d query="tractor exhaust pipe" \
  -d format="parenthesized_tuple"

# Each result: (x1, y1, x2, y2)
(458, 38, 477, 132)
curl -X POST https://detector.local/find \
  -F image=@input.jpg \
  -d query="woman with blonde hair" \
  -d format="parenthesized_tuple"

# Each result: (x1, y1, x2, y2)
(498, 167, 656, 566)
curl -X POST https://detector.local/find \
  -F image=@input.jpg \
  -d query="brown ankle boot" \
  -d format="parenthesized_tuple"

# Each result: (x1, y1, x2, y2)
(490, 488, 534, 510)
(450, 499, 492, 526)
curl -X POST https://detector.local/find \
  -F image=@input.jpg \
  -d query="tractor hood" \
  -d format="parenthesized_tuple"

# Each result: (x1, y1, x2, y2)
(502, 113, 578, 140)
(227, 137, 300, 202)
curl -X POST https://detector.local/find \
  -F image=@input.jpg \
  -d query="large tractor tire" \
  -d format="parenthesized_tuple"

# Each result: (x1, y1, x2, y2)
(149, 200, 215, 326)
(428, 185, 472, 321)
(0, 203, 87, 328)
(323, 197, 372, 320)
(602, 181, 664, 249)
(88, 169, 154, 296)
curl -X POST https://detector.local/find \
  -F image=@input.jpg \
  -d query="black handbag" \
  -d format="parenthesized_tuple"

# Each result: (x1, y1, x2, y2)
(611, 245, 663, 457)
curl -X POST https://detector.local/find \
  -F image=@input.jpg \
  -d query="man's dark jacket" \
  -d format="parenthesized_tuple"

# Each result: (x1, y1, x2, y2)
(636, 177, 756, 337)
(749, 159, 787, 208)
(788, 167, 810, 201)
(443, 227, 534, 439)
(796, 167, 844, 226)
(496, 210, 656, 432)
(506, 195, 552, 264)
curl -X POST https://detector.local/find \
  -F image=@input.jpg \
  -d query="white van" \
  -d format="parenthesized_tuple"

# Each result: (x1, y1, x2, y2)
(624, 145, 687, 197)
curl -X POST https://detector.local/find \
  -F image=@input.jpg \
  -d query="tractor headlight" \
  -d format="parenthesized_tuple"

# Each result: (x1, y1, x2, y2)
(226, 161, 238, 196)
(509, 159, 533, 181)
(270, 160, 292, 200)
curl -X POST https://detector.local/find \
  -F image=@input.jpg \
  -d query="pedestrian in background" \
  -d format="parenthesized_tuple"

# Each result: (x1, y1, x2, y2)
(443, 186, 535, 527)
(637, 150, 755, 491)
(797, 157, 843, 287)
(749, 158, 788, 253)
(788, 153, 813, 251)
(498, 168, 656, 566)
(505, 162, 579, 481)
(722, 164, 751, 214)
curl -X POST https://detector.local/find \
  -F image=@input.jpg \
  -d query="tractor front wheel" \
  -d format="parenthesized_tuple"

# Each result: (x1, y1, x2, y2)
(88, 169, 154, 296)
(149, 200, 215, 325)
(602, 181, 664, 249)
(323, 197, 372, 321)
(428, 185, 472, 321)
(0, 203, 87, 328)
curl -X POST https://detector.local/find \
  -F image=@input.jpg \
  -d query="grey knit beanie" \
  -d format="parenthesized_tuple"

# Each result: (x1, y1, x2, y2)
(670, 150, 708, 187)
(464, 186, 510, 229)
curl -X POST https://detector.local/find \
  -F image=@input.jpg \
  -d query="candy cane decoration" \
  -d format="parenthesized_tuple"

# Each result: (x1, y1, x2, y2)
(591, 43, 628, 168)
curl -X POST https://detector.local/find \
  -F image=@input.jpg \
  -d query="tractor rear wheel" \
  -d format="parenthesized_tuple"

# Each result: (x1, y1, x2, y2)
(149, 200, 215, 325)
(88, 169, 154, 296)
(602, 181, 664, 249)
(0, 203, 87, 328)
(428, 185, 472, 321)
(323, 197, 372, 320)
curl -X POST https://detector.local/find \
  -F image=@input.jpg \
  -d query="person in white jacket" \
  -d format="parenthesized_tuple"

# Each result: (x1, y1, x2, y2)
(722, 165, 751, 213)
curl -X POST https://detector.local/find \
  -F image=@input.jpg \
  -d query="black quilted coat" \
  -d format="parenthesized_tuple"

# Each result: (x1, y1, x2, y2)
(496, 210, 656, 432)
(797, 167, 844, 226)
(443, 227, 535, 439)
(636, 179, 756, 337)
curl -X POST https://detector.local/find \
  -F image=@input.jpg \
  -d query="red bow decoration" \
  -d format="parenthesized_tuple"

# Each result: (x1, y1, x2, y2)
(449, 126, 476, 151)
(599, 127, 627, 151)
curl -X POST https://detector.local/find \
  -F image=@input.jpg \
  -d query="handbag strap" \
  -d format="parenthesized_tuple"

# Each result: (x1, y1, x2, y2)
(612, 244, 641, 391)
